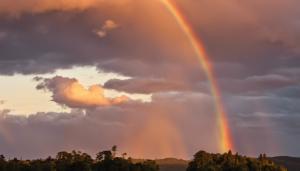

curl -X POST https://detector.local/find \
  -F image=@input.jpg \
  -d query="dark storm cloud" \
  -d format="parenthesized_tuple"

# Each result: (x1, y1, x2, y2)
(104, 78, 190, 94)
(0, 109, 124, 159)
(104, 72, 299, 95)
(0, 0, 198, 79)
(0, 0, 299, 86)
(273, 86, 300, 99)
(230, 110, 300, 156)
(181, 0, 300, 78)
(0, 92, 221, 159)
(0, 10, 109, 75)
(1, 91, 300, 158)
(219, 74, 299, 95)
(223, 94, 300, 156)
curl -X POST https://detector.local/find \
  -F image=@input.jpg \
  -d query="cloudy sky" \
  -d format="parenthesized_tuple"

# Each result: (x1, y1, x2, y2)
(0, 0, 300, 159)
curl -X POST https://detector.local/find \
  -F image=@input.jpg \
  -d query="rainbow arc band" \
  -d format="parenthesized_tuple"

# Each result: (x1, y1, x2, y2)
(160, 0, 233, 152)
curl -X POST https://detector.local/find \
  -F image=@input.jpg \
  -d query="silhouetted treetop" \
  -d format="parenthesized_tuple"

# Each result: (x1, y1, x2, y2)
(187, 151, 287, 171)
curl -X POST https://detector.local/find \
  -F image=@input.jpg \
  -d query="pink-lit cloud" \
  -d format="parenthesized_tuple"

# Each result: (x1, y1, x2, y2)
(35, 76, 129, 108)
(95, 20, 119, 38)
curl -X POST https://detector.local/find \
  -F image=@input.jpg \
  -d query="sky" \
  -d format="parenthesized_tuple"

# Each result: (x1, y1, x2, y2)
(0, 0, 300, 159)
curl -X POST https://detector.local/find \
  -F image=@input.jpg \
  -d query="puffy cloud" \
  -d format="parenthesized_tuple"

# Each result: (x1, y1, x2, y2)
(36, 76, 129, 108)
(1, 91, 300, 158)
(95, 20, 119, 38)
(0, 92, 220, 159)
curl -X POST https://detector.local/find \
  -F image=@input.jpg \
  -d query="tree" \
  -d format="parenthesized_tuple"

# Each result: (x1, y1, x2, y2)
(112, 145, 117, 158)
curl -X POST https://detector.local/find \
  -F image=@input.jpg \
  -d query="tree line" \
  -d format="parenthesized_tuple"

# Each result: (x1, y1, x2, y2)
(187, 150, 287, 171)
(0, 146, 158, 171)
(0, 146, 287, 171)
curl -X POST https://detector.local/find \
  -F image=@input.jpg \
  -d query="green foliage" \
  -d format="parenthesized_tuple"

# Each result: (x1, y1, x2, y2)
(0, 146, 159, 171)
(187, 151, 287, 171)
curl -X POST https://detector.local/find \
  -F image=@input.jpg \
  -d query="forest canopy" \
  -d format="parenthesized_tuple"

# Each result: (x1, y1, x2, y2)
(187, 150, 287, 171)
(0, 147, 287, 171)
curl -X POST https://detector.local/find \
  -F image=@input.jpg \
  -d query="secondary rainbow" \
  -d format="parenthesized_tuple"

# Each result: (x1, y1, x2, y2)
(160, 0, 233, 152)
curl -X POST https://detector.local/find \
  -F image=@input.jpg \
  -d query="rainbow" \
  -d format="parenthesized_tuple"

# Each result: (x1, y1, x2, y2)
(160, 0, 233, 152)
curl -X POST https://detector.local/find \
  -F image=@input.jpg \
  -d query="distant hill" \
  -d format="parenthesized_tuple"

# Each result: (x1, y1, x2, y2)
(271, 156, 300, 171)
(132, 158, 188, 171)
(156, 158, 188, 171)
